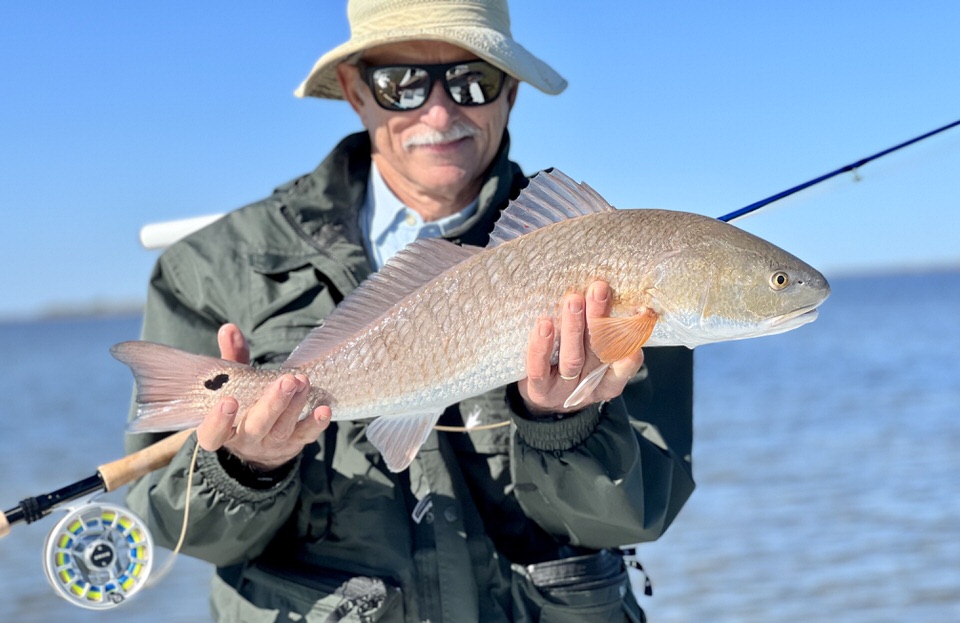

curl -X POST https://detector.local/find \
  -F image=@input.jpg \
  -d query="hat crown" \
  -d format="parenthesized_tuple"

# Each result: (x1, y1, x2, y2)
(348, 0, 512, 39)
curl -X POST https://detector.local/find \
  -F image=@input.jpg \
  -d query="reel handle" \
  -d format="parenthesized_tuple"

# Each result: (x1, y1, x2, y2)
(98, 429, 195, 492)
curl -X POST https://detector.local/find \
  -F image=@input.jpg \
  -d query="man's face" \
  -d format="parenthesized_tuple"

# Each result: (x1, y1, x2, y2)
(337, 41, 518, 211)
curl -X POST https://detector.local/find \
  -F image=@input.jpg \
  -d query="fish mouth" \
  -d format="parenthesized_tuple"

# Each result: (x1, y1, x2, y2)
(769, 305, 820, 328)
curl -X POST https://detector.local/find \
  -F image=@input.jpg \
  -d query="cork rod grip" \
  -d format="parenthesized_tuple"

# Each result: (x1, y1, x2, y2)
(0, 511, 9, 539)
(97, 429, 196, 492)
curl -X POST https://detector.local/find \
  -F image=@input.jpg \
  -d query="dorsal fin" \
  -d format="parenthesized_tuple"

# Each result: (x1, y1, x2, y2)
(284, 238, 482, 368)
(487, 169, 616, 248)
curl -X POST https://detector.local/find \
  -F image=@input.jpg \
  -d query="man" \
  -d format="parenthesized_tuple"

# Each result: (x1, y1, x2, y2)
(126, 1, 695, 621)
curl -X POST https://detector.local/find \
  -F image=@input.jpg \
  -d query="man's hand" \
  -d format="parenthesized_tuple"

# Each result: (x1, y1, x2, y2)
(196, 323, 332, 471)
(519, 281, 645, 415)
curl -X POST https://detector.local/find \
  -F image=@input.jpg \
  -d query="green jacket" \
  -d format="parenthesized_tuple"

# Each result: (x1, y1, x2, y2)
(126, 132, 695, 623)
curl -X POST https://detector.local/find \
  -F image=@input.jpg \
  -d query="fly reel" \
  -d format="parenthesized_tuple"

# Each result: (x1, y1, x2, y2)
(42, 502, 154, 609)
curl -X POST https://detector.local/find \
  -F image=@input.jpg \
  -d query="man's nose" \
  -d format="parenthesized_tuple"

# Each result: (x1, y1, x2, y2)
(418, 80, 457, 128)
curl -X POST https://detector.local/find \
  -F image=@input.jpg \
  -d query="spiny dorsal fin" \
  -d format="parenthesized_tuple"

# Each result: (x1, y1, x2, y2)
(487, 169, 616, 248)
(283, 238, 481, 368)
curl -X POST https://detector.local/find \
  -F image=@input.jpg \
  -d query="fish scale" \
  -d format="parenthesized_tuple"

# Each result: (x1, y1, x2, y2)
(113, 170, 829, 471)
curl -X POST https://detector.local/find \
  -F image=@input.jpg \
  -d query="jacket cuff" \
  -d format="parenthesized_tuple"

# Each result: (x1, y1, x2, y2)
(506, 383, 604, 452)
(193, 439, 300, 503)
(215, 448, 298, 490)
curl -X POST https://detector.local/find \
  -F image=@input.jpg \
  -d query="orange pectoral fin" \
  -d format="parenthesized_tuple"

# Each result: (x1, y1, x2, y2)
(589, 308, 659, 363)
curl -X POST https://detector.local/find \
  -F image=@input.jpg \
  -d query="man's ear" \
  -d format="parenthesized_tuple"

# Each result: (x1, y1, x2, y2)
(500, 77, 519, 126)
(336, 63, 367, 115)
(505, 76, 520, 109)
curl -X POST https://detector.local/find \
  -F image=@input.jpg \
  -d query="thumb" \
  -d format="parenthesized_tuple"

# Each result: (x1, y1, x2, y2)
(218, 323, 250, 364)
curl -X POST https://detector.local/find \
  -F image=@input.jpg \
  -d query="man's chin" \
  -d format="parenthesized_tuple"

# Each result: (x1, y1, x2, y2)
(414, 166, 472, 190)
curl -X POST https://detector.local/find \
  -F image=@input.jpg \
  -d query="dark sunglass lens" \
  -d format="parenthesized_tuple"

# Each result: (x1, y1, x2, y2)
(370, 66, 431, 110)
(445, 62, 504, 105)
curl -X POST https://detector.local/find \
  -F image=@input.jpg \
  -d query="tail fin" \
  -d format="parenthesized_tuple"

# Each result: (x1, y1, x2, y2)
(112, 341, 250, 433)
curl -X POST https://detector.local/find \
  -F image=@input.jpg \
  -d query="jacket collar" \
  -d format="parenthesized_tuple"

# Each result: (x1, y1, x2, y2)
(272, 130, 523, 295)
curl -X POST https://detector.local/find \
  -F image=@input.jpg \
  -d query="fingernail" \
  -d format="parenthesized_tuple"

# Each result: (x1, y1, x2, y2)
(280, 376, 297, 394)
(232, 330, 246, 352)
(591, 282, 609, 302)
(221, 400, 238, 418)
(539, 320, 553, 338)
(568, 298, 583, 314)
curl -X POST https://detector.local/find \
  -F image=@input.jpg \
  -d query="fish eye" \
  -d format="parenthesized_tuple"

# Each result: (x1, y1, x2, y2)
(770, 271, 790, 290)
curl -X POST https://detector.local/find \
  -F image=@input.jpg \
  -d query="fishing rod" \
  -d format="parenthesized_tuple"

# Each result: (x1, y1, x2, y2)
(718, 117, 960, 222)
(0, 429, 192, 535)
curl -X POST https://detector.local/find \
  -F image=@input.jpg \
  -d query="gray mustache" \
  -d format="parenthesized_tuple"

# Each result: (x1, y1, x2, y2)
(404, 123, 479, 149)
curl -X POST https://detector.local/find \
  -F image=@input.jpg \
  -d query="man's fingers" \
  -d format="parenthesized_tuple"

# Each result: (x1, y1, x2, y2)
(521, 318, 556, 404)
(218, 323, 250, 364)
(558, 293, 587, 380)
(613, 348, 645, 376)
(240, 374, 308, 442)
(525, 318, 555, 384)
(601, 349, 645, 394)
(585, 281, 612, 319)
(197, 398, 238, 451)
(267, 374, 312, 442)
(290, 406, 333, 445)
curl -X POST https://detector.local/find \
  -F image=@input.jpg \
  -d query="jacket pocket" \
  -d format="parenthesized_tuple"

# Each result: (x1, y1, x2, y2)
(511, 549, 644, 623)
(244, 253, 349, 364)
(226, 563, 404, 623)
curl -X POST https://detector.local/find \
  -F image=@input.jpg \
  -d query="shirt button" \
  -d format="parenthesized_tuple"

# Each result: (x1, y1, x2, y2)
(444, 507, 458, 523)
(404, 213, 417, 226)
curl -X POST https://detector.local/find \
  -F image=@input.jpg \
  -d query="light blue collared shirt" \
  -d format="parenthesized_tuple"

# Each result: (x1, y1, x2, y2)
(359, 162, 479, 270)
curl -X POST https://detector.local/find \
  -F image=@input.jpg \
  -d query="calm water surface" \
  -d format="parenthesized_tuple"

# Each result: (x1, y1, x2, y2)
(0, 270, 957, 622)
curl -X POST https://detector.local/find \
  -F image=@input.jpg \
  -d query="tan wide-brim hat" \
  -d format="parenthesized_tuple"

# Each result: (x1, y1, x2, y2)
(295, 0, 567, 99)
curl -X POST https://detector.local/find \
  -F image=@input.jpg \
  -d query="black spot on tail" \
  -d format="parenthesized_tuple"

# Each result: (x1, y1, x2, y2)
(204, 374, 230, 391)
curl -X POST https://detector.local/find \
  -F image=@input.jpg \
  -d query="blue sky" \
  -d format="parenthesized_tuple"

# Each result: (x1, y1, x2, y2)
(2, 1, 958, 319)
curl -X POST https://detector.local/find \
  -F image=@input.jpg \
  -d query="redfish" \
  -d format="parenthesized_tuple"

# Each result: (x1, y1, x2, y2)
(113, 170, 830, 471)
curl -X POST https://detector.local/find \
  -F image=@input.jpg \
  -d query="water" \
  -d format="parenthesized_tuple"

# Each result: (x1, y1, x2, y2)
(638, 270, 960, 622)
(0, 270, 957, 622)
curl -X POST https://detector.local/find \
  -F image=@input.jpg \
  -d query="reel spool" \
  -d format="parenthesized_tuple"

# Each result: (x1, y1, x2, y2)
(42, 502, 154, 609)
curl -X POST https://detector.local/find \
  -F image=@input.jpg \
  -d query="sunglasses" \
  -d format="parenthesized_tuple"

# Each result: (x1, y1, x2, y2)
(357, 59, 506, 111)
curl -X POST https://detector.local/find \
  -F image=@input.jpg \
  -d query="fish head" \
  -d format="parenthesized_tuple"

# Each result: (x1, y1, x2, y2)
(644, 216, 831, 347)
(691, 223, 831, 344)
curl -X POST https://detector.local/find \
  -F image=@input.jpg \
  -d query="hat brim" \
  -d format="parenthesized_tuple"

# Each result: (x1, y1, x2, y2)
(294, 27, 567, 99)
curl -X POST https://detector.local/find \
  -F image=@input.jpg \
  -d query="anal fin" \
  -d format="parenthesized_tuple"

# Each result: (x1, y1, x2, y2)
(365, 411, 444, 472)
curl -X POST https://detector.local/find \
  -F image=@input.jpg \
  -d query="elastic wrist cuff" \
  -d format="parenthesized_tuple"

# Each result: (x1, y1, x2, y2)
(506, 384, 604, 451)
(216, 448, 298, 490)
(190, 440, 299, 503)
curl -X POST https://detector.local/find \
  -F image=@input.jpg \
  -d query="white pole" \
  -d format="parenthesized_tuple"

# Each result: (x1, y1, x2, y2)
(139, 214, 224, 250)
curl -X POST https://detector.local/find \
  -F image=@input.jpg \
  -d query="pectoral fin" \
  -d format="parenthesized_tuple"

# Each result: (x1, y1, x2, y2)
(589, 308, 658, 364)
(365, 411, 444, 472)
